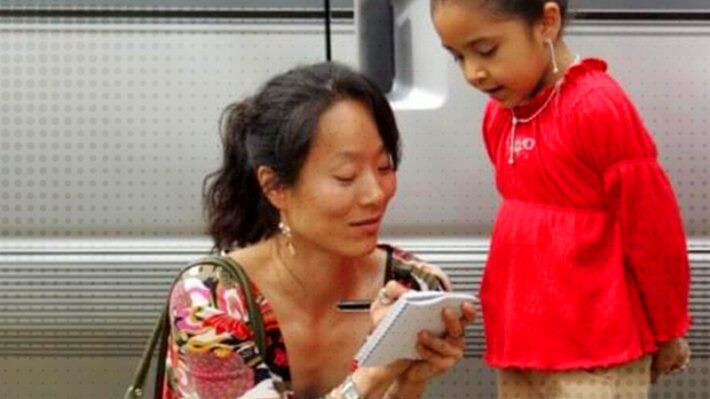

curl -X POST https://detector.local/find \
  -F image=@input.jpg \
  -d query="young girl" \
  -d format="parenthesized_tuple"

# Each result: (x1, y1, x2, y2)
(430, 0, 691, 397)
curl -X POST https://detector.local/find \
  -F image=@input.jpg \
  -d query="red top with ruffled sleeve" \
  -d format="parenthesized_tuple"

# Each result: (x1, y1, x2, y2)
(480, 58, 691, 369)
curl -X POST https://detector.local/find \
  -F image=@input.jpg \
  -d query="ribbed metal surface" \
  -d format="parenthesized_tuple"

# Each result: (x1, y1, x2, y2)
(1, 238, 708, 358)
(0, 239, 208, 356)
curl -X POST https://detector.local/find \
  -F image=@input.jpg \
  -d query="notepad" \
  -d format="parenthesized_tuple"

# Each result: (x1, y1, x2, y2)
(354, 290, 476, 367)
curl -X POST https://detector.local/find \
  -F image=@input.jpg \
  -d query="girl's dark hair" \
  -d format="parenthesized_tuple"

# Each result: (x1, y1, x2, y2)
(203, 62, 401, 250)
(433, 0, 569, 27)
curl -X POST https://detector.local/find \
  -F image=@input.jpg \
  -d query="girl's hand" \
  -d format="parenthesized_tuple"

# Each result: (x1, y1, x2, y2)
(400, 301, 476, 383)
(651, 337, 691, 383)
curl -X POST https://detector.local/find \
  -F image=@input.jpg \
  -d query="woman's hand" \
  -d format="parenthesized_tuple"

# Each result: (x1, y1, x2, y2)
(651, 337, 691, 383)
(341, 281, 414, 398)
(400, 301, 476, 384)
(369, 280, 410, 325)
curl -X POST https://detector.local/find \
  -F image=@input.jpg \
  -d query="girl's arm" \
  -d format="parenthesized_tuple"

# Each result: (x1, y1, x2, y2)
(569, 83, 691, 344)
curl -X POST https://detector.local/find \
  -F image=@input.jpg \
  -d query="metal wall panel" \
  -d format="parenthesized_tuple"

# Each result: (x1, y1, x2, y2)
(3, 19, 708, 238)
(0, 1, 353, 10)
(1, 6, 709, 399)
(376, 15, 710, 238)
(2, 238, 709, 358)
(6, 0, 710, 13)
(0, 238, 708, 398)
(572, 0, 710, 12)
(0, 19, 354, 237)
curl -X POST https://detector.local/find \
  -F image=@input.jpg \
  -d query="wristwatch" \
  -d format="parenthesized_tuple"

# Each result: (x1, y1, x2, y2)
(339, 374, 363, 399)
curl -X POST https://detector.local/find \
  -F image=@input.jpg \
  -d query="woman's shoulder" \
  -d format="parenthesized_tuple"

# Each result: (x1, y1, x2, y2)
(176, 242, 268, 282)
(168, 257, 252, 318)
(378, 243, 451, 291)
(169, 244, 271, 314)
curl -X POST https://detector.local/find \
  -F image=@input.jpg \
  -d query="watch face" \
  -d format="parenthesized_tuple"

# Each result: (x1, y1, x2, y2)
(342, 386, 360, 399)
(340, 377, 361, 399)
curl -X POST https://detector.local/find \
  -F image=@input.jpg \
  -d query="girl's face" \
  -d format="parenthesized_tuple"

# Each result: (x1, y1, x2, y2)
(281, 99, 397, 258)
(432, 0, 554, 107)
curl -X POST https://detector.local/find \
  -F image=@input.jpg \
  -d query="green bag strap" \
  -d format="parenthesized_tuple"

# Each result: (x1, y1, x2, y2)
(124, 308, 168, 399)
(124, 255, 266, 399)
(213, 255, 267, 357)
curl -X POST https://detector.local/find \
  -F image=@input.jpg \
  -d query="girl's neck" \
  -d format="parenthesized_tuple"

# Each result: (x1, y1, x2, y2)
(527, 40, 575, 102)
(269, 236, 378, 310)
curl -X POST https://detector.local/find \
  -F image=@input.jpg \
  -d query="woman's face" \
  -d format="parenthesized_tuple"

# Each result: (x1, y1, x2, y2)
(283, 99, 397, 258)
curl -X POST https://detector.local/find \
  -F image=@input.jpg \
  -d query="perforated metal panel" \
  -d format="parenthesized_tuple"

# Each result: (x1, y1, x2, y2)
(376, 20, 710, 239)
(2, 19, 708, 238)
(0, 19, 355, 237)
(0, 0, 353, 8)
(567, 22, 710, 237)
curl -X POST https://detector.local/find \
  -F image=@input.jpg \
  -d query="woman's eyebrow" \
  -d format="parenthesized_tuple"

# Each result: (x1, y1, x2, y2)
(333, 151, 359, 161)
(333, 146, 387, 161)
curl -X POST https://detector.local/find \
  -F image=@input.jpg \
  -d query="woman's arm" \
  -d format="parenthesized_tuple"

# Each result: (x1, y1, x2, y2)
(384, 302, 475, 398)
(367, 280, 476, 399)
(167, 264, 275, 399)
(383, 379, 427, 399)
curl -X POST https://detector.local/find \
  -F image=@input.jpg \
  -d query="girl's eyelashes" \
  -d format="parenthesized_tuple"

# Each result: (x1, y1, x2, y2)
(478, 46, 498, 57)
(448, 50, 463, 63)
(447, 47, 496, 63)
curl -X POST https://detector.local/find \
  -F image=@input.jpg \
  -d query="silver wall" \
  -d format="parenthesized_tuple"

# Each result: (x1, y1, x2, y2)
(0, 4, 709, 399)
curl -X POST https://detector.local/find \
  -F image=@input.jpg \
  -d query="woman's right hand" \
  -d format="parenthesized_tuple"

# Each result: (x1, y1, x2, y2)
(369, 280, 410, 325)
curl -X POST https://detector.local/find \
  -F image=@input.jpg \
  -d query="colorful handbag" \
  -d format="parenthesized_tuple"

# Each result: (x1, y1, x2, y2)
(124, 255, 266, 399)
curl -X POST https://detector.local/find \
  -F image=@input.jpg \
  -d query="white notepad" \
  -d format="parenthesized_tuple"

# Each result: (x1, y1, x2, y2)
(354, 290, 476, 367)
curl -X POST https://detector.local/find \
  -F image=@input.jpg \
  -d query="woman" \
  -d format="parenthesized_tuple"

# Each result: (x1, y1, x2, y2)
(163, 62, 476, 399)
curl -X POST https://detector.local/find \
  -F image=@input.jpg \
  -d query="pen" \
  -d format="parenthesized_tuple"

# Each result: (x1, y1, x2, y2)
(336, 300, 372, 312)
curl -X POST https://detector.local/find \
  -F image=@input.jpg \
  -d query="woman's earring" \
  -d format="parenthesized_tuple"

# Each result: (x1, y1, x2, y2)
(546, 39, 559, 75)
(278, 221, 296, 255)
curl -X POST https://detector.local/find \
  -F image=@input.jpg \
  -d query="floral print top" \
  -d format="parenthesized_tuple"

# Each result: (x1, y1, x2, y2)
(162, 244, 448, 399)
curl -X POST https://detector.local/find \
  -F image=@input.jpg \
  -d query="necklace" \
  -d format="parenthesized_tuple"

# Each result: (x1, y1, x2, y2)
(272, 239, 309, 294)
(508, 54, 581, 165)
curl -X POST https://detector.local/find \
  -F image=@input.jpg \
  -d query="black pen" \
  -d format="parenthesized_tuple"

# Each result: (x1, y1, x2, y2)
(336, 300, 372, 312)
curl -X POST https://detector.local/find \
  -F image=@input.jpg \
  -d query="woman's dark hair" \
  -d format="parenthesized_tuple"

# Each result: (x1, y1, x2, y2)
(432, 0, 569, 27)
(203, 62, 401, 250)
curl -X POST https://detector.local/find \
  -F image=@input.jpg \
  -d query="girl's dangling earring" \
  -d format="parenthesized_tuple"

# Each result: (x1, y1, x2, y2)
(546, 39, 559, 75)
(278, 221, 296, 255)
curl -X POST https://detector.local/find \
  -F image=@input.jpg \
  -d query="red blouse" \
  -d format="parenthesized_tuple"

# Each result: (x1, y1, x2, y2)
(480, 58, 690, 370)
